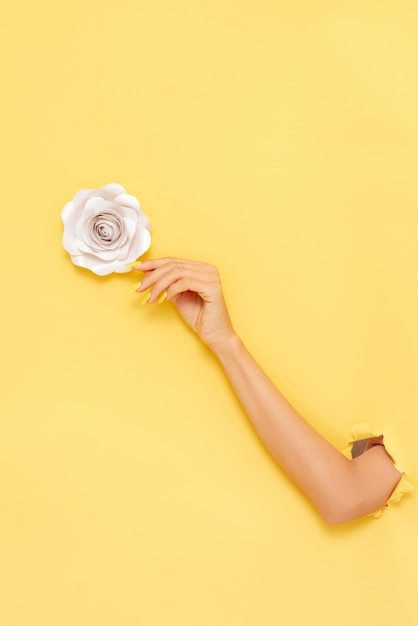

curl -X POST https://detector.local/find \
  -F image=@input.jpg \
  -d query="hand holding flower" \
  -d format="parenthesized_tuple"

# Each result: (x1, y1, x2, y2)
(130, 257, 236, 354)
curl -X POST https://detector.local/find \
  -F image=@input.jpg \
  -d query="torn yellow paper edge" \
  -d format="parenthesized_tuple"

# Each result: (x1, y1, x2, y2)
(341, 422, 414, 518)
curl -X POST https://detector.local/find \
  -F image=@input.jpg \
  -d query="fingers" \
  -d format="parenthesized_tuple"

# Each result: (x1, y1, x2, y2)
(128, 258, 221, 304)
(165, 275, 221, 304)
(128, 257, 219, 275)
(145, 266, 219, 304)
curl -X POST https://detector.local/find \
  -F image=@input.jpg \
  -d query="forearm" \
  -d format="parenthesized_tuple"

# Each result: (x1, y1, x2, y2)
(213, 334, 401, 524)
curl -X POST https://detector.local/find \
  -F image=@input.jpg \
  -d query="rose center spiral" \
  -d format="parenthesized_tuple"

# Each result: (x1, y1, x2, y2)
(91, 213, 123, 244)
(98, 223, 113, 240)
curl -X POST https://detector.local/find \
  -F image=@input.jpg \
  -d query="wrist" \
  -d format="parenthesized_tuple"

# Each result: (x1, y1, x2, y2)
(210, 332, 244, 363)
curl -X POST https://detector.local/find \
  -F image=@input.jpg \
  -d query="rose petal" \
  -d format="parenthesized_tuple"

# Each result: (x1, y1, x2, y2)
(100, 218, 141, 262)
(62, 200, 75, 223)
(113, 238, 133, 261)
(120, 205, 138, 221)
(71, 252, 119, 275)
(84, 196, 116, 215)
(125, 225, 152, 261)
(114, 193, 140, 210)
(101, 183, 126, 199)
(72, 188, 95, 212)
(75, 238, 122, 260)
(62, 202, 82, 254)
(62, 200, 84, 238)
(109, 217, 143, 261)
(80, 198, 135, 232)
(122, 216, 137, 241)
(114, 260, 135, 274)
(63, 231, 81, 255)
(114, 194, 152, 231)
(137, 212, 152, 232)
(78, 196, 134, 222)
(72, 184, 126, 212)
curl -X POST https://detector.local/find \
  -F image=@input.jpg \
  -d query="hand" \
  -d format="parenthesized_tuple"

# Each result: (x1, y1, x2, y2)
(130, 257, 237, 353)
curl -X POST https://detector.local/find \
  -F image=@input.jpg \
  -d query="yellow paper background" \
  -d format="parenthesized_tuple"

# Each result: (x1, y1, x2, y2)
(1, 1, 417, 624)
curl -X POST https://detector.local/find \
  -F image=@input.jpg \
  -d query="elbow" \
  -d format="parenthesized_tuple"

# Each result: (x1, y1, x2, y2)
(317, 490, 387, 526)
(319, 446, 404, 525)
(316, 489, 374, 526)
(319, 504, 360, 526)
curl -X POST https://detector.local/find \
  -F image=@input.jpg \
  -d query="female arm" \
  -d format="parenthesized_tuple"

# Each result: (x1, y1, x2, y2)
(130, 258, 402, 524)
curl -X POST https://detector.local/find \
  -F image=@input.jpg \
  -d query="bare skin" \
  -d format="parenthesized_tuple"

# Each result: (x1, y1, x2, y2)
(130, 257, 403, 525)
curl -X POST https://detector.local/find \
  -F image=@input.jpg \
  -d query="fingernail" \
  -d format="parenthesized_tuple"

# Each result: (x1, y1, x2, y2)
(139, 291, 151, 306)
(157, 291, 168, 304)
(125, 261, 143, 268)
(128, 281, 142, 294)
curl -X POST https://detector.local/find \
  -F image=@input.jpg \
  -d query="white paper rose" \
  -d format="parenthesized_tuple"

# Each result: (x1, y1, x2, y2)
(62, 183, 151, 275)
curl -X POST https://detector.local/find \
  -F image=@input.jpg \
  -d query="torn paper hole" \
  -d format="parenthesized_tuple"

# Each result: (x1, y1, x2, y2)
(342, 423, 413, 518)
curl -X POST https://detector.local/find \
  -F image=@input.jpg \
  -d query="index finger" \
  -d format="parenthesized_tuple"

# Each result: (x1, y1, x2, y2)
(126, 257, 218, 274)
